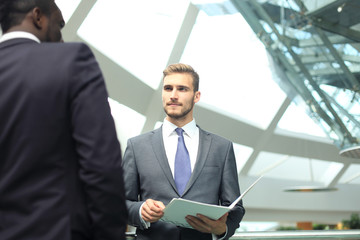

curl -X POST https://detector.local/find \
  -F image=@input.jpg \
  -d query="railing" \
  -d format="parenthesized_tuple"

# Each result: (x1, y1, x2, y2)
(230, 230, 360, 239)
(126, 230, 360, 239)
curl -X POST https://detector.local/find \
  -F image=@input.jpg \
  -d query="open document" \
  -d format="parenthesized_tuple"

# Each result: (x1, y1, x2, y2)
(160, 175, 263, 228)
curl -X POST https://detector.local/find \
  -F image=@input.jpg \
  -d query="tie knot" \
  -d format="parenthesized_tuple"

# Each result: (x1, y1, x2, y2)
(175, 128, 184, 136)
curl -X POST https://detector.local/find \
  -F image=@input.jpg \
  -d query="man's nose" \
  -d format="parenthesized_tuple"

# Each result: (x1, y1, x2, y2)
(170, 89, 178, 99)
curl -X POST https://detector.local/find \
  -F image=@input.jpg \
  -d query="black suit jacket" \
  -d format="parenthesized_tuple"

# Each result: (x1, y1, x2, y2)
(0, 38, 127, 240)
(123, 127, 245, 240)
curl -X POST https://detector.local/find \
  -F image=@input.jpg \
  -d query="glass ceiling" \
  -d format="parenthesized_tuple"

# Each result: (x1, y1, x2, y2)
(248, 151, 344, 183)
(234, 0, 360, 154)
(77, 0, 189, 89)
(54, 0, 332, 140)
(50, 0, 360, 188)
(181, 11, 287, 129)
(277, 102, 328, 139)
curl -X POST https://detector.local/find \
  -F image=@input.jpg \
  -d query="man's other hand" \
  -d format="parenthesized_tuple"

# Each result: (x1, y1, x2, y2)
(141, 199, 165, 223)
(185, 212, 228, 236)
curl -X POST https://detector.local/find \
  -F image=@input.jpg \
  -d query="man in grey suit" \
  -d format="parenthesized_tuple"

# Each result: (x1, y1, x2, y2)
(0, 0, 127, 239)
(122, 63, 245, 240)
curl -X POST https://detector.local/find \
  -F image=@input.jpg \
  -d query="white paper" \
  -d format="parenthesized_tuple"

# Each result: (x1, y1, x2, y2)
(160, 175, 263, 228)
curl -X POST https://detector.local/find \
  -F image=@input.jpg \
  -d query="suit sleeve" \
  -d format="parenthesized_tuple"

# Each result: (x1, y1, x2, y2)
(69, 43, 128, 239)
(220, 142, 245, 239)
(122, 138, 146, 229)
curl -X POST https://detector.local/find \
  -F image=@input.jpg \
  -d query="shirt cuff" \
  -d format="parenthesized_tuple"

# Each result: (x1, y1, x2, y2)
(212, 226, 228, 240)
(139, 202, 151, 229)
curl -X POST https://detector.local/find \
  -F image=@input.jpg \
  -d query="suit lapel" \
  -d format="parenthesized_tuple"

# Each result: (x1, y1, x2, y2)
(151, 127, 178, 192)
(183, 127, 212, 195)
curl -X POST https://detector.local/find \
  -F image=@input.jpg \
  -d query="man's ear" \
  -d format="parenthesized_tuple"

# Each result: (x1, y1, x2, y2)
(32, 7, 44, 29)
(194, 91, 201, 103)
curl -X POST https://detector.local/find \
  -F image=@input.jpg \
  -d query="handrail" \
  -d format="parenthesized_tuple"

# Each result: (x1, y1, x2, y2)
(230, 230, 360, 239)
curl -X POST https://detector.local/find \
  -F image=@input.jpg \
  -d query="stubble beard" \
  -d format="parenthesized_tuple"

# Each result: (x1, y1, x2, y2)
(164, 102, 194, 120)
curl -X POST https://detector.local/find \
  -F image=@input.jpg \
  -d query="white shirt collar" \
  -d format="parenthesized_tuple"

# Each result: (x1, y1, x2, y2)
(0, 31, 41, 44)
(163, 118, 197, 138)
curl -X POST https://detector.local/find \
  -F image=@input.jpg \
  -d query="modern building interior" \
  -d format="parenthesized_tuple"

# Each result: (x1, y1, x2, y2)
(59, 0, 360, 232)
(3, 0, 359, 237)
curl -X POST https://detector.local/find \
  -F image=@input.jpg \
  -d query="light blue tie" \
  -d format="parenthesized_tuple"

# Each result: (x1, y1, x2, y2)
(174, 128, 191, 195)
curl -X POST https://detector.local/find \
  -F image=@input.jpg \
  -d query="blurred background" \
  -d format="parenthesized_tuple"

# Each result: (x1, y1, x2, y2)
(6, 0, 359, 232)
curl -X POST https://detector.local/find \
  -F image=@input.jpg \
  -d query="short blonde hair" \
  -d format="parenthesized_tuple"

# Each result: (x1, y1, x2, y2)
(163, 63, 199, 92)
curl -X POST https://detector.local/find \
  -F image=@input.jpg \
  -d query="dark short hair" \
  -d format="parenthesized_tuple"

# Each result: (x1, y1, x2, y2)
(0, 0, 52, 32)
(163, 63, 200, 92)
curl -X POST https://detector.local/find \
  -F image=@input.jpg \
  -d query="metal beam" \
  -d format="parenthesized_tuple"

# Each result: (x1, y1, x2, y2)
(313, 27, 360, 91)
(312, 17, 360, 42)
(62, 0, 97, 41)
(240, 98, 291, 175)
(250, 0, 354, 141)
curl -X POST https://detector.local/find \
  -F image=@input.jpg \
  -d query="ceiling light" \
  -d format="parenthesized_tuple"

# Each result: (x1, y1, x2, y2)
(283, 186, 338, 192)
(337, 3, 346, 13)
(340, 145, 360, 159)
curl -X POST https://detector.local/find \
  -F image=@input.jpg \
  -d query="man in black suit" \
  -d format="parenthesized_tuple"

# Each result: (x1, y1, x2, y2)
(0, 1, 127, 239)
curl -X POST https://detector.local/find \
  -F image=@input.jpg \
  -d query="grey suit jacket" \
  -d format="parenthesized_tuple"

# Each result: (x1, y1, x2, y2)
(122, 126, 245, 240)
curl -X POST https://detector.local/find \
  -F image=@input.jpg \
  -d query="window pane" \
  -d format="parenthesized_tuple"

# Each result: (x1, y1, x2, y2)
(339, 164, 360, 184)
(108, 98, 146, 151)
(78, 0, 189, 89)
(56, 0, 81, 22)
(233, 143, 253, 174)
(276, 102, 328, 139)
(181, 11, 286, 129)
(249, 151, 336, 183)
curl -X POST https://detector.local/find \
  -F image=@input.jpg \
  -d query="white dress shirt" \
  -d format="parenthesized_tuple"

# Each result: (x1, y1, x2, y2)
(162, 118, 199, 176)
(139, 119, 199, 228)
(163, 119, 226, 240)
(0, 31, 40, 43)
